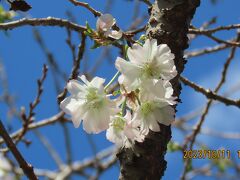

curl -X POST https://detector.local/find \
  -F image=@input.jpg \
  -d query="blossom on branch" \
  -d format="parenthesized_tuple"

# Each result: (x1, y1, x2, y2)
(115, 39, 177, 92)
(96, 14, 122, 40)
(131, 80, 176, 135)
(106, 111, 144, 148)
(60, 75, 119, 134)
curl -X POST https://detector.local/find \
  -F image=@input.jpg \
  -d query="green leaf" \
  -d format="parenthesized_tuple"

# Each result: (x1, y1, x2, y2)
(113, 89, 121, 96)
(84, 30, 92, 37)
(167, 141, 182, 152)
(0, 5, 16, 23)
(86, 21, 93, 33)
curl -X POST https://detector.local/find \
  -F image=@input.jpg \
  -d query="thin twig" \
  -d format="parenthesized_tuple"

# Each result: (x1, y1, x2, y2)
(16, 65, 48, 144)
(0, 112, 66, 145)
(189, 24, 240, 34)
(0, 120, 38, 180)
(0, 17, 86, 32)
(57, 33, 86, 104)
(68, 0, 101, 17)
(180, 76, 240, 108)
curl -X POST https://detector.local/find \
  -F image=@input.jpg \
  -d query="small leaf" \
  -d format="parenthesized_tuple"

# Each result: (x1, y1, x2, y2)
(10, 0, 32, 12)
(167, 141, 182, 152)
(86, 21, 93, 33)
(113, 89, 121, 96)
(139, 34, 147, 42)
(84, 30, 92, 37)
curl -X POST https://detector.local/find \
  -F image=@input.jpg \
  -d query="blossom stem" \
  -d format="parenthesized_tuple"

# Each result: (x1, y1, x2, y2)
(121, 97, 127, 116)
(104, 71, 120, 91)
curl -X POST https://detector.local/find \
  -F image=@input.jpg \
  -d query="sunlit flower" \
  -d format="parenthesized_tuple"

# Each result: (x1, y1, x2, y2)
(106, 111, 144, 148)
(96, 14, 122, 39)
(139, 79, 177, 106)
(131, 79, 176, 135)
(60, 75, 119, 134)
(115, 39, 177, 92)
(132, 103, 175, 135)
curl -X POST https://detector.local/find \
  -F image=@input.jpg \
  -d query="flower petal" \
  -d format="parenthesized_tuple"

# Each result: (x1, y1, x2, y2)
(67, 80, 86, 95)
(155, 106, 175, 126)
(96, 14, 116, 31)
(105, 30, 122, 39)
(90, 76, 105, 89)
(60, 96, 84, 115)
(115, 57, 141, 91)
(127, 43, 147, 64)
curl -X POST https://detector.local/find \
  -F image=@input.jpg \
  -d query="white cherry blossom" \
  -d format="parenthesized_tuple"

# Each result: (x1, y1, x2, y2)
(139, 79, 177, 106)
(60, 75, 119, 134)
(106, 111, 144, 148)
(131, 79, 176, 135)
(115, 39, 177, 92)
(96, 14, 122, 39)
(132, 104, 175, 135)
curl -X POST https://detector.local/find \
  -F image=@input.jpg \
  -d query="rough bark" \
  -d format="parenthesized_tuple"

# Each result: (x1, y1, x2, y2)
(117, 0, 200, 179)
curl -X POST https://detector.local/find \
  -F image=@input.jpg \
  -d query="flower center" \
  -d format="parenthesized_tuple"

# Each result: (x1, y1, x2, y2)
(141, 102, 154, 117)
(112, 117, 125, 131)
(86, 88, 104, 109)
(141, 62, 158, 78)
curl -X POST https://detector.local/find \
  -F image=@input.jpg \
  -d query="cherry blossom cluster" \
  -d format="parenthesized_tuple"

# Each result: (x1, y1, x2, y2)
(60, 14, 177, 148)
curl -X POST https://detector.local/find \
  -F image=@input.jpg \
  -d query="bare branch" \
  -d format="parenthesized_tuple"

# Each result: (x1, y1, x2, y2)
(68, 0, 102, 17)
(0, 17, 86, 32)
(0, 112, 65, 145)
(0, 120, 38, 180)
(180, 76, 240, 108)
(16, 65, 48, 144)
(189, 24, 240, 34)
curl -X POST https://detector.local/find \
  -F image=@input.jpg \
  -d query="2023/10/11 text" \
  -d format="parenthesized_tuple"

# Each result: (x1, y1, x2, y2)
(183, 150, 240, 159)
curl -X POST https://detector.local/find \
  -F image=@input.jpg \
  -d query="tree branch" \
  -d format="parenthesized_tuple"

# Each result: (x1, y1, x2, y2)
(0, 17, 86, 32)
(180, 76, 240, 108)
(68, 0, 102, 17)
(117, 0, 200, 179)
(0, 120, 38, 180)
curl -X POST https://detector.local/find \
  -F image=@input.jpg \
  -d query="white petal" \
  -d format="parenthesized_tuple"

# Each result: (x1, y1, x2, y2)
(131, 109, 144, 128)
(157, 44, 171, 56)
(127, 43, 147, 64)
(60, 96, 84, 115)
(82, 109, 110, 134)
(82, 111, 95, 133)
(72, 111, 83, 128)
(155, 106, 175, 126)
(67, 80, 86, 95)
(148, 114, 160, 132)
(105, 30, 122, 39)
(149, 39, 158, 59)
(115, 57, 141, 91)
(142, 39, 151, 59)
(90, 76, 105, 89)
(79, 75, 89, 85)
(96, 14, 116, 31)
(106, 126, 124, 147)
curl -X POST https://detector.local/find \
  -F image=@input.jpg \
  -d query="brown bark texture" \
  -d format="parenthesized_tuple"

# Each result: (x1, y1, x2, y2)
(117, 0, 200, 179)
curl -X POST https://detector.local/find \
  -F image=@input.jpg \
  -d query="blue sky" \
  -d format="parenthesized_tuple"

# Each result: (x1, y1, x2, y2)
(0, 0, 240, 179)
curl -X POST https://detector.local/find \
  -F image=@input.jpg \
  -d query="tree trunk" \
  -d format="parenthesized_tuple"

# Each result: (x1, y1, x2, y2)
(117, 0, 200, 179)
